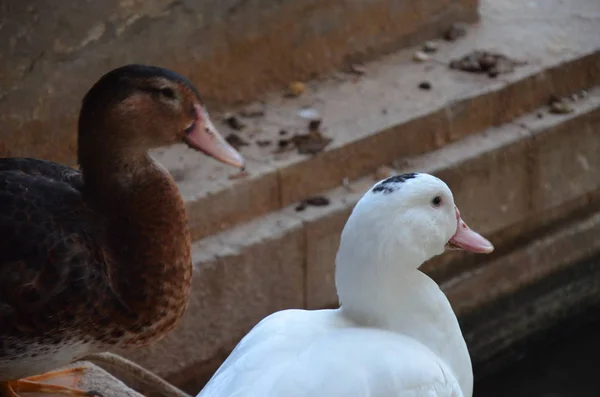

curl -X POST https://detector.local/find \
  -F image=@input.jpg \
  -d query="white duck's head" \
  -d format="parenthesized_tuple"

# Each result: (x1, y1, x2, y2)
(336, 173, 493, 288)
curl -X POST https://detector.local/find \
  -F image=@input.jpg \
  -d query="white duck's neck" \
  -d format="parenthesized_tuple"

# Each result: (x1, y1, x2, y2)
(335, 233, 473, 396)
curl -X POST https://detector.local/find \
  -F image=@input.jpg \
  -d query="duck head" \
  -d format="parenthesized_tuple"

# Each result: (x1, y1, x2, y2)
(77, 64, 244, 169)
(336, 172, 493, 275)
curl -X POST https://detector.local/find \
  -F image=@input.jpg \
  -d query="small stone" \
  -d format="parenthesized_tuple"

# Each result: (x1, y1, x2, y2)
(293, 131, 332, 155)
(444, 22, 468, 41)
(422, 41, 439, 53)
(537, 112, 544, 119)
(239, 102, 266, 118)
(342, 177, 355, 192)
(308, 119, 322, 132)
(418, 81, 432, 90)
(256, 140, 271, 147)
(549, 98, 574, 114)
(304, 196, 330, 207)
(413, 51, 430, 62)
(279, 129, 288, 136)
(375, 165, 396, 181)
(225, 133, 249, 149)
(295, 202, 307, 212)
(297, 108, 321, 120)
(449, 50, 523, 78)
(228, 170, 249, 180)
(286, 81, 305, 97)
(223, 113, 246, 130)
(488, 68, 499, 78)
(349, 63, 367, 75)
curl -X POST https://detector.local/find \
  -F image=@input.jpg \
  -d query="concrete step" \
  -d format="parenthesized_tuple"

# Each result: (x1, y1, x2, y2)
(0, 0, 479, 165)
(149, 0, 600, 242)
(119, 89, 600, 392)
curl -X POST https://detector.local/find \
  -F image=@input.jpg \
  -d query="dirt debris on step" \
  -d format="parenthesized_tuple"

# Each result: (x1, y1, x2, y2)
(295, 195, 331, 211)
(225, 133, 250, 150)
(308, 119, 322, 132)
(223, 113, 246, 130)
(570, 89, 588, 102)
(297, 108, 321, 121)
(548, 95, 575, 115)
(228, 170, 250, 180)
(348, 63, 367, 75)
(449, 50, 526, 78)
(277, 139, 290, 150)
(422, 41, 439, 53)
(418, 81, 432, 90)
(444, 22, 468, 41)
(413, 51, 431, 62)
(286, 81, 306, 98)
(256, 139, 271, 147)
(375, 165, 397, 181)
(343, 177, 354, 192)
(288, 130, 333, 155)
(239, 102, 266, 118)
(274, 115, 332, 155)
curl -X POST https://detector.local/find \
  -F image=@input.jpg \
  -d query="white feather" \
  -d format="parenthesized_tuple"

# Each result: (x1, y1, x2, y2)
(198, 173, 475, 397)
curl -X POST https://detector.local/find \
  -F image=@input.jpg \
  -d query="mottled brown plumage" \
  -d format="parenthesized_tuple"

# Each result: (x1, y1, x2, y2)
(0, 65, 244, 396)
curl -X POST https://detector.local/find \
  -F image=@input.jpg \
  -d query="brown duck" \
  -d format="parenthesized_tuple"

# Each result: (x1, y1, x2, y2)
(0, 64, 244, 396)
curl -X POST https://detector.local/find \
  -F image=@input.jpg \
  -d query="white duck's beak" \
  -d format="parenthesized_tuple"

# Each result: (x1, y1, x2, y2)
(446, 207, 494, 254)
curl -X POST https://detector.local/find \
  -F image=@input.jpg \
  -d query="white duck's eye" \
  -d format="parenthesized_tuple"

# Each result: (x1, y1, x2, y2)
(431, 196, 442, 207)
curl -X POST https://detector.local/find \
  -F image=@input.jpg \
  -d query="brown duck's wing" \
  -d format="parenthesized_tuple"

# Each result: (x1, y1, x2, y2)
(0, 158, 112, 343)
(0, 158, 83, 188)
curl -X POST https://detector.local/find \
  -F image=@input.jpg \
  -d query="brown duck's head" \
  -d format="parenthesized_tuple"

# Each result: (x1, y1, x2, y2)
(78, 64, 244, 169)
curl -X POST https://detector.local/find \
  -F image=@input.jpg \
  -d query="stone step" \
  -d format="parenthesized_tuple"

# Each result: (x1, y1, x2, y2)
(152, 0, 600, 242)
(0, 0, 479, 165)
(119, 90, 600, 392)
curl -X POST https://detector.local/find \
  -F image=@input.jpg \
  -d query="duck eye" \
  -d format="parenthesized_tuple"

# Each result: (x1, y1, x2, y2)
(159, 87, 176, 100)
(184, 122, 195, 135)
(432, 196, 442, 207)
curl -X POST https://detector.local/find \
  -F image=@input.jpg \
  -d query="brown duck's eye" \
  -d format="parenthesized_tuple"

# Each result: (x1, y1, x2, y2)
(184, 122, 195, 135)
(159, 87, 177, 99)
(432, 196, 442, 207)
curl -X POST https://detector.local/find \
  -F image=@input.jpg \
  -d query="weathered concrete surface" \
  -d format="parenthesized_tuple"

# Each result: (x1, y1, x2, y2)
(114, 91, 600, 393)
(0, 0, 478, 164)
(458, 220, 600, 375)
(146, 0, 600, 241)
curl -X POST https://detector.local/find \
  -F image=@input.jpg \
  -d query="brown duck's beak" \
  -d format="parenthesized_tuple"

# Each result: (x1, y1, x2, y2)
(184, 104, 245, 169)
(445, 207, 494, 254)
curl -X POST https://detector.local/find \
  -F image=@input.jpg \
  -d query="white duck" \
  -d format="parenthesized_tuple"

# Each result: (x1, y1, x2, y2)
(197, 172, 494, 397)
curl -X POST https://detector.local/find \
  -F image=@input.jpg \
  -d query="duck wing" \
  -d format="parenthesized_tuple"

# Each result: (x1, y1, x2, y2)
(0, 157, 83, 189)
(199, 310, 464, 397)
(0, 158, 109, 343)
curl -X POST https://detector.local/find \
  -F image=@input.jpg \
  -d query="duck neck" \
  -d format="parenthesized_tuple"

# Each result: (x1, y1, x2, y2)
(335, 248, 473, 396)
(81, 151, 192, 343)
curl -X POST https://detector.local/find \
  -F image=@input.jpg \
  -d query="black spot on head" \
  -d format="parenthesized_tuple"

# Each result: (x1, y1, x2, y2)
(372, 172, 418, 194)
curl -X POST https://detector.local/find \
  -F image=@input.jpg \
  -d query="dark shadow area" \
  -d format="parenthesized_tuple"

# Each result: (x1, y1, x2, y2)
(475, 313, 600, 396)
